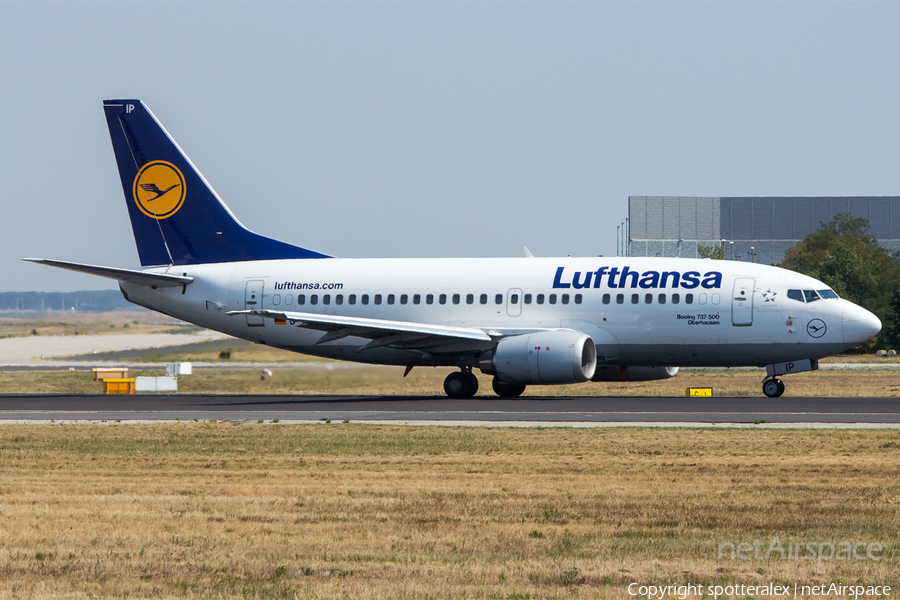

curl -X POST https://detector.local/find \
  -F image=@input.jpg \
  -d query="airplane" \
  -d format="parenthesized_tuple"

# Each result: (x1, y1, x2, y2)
(26, 100, 882, 399)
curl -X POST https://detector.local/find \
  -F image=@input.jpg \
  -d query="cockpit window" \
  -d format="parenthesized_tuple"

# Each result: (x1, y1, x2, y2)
(787, 289, 804, 302)
(803, 290, 821, 303)
(818, 289, 839, 299)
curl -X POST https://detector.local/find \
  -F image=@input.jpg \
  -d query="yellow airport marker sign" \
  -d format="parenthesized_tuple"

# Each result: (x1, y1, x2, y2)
(686, 387, 713, 397)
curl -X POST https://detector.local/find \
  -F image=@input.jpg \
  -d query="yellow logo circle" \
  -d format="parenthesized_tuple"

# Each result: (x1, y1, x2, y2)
(132, 161, 186, 219)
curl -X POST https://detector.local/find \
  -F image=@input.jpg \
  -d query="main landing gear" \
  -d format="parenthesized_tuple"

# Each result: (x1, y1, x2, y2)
(443, 369, 530, 399)
(492, 377, 526, 398)
(443, 368, 479, 399)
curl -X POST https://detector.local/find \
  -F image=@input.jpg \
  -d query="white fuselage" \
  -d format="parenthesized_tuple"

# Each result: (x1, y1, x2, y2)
(119, 256, 880, 369)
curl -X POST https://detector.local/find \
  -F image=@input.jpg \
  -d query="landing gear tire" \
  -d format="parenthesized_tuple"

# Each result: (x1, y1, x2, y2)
(492, 377, 526, 398)
(762, 378, 784, 398)
(444, 371, 478, 399)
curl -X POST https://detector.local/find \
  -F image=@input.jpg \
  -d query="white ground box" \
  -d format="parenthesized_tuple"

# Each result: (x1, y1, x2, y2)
(135, 376, 178, 392)
(166, 362, 192, 376)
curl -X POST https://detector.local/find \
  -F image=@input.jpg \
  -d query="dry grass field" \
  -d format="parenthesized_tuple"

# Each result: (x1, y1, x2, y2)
(0, 310, 199, 339)
(1, 365, 899, 397)
(0, 424, 896, 599)
(128, 341, 900, 366)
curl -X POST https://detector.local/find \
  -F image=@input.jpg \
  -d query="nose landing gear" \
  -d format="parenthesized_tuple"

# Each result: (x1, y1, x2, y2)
(761, 359, 817, 398)
(443, 368, 479, 398)
(762, 377, 785, 398)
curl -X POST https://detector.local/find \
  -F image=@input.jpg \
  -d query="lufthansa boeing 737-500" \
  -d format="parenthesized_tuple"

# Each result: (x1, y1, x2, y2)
(26, 100, 882, 398)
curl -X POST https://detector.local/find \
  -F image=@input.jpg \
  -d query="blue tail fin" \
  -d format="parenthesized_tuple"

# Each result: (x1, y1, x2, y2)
(103, 100, 330, 266)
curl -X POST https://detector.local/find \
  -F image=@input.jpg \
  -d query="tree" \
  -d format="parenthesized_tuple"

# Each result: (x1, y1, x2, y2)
(781, 213, 900, 351)
(697, 244, 726, 260)
(882, 289, 900, 352)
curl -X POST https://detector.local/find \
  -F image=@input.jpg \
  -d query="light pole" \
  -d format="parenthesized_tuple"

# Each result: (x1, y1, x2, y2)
(729, 241, 734, 260)
(750, 246, 756, 263)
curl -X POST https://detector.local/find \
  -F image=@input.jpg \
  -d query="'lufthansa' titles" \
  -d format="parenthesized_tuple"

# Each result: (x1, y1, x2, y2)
(552, 266, 722, 290)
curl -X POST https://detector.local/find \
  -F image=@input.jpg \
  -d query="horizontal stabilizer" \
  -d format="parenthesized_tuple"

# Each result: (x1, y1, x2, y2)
(22, 258, 193, 287)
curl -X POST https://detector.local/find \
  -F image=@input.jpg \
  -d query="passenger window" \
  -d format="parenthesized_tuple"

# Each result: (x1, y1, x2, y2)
(698, 293, 707, 305)
(495, 294, 503, 305)
(645, 294, 652, 304)
(388, 294, 395, 305)
(524, 294, 532, 304)
(574, 294, 582, 304)
(658, 294, 666, 304)
(803, 290, 820, 303)
(631, 293, 639, 304)
(374, 294, 382, 305)
(467, 294, 474, 305)
(685, 293, 693, 305)
(602, 293, 611, 305)
(272, 294, 281, 306)
(672, 293, 679, 305)
(537, 294, 545, 305)
(426, 294, 433, 305)
(549, 294, 557, 305)
(323, 294, 331, 305)
(288, 294, 296, 305)
(439, 294, 447, 305)
(336, 294, 343, 305)
(452, 294, 460, 305)
(787, 289, 804, 302)
(400, 294, 408, 305)
(349, 294, 356, 305)
(311, 295, 318, 305)
(479, 294, 487, 305)
(510, 294, 519, 304)
(712, 293, 721, 305)
(413, 294, 420, 305)
(561, 294, 569, 305)
(362, 294, 369, 305)
(616, 293, 624, 304)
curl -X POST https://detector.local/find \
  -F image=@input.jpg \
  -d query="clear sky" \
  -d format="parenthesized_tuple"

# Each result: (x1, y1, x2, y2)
(3, 1, 900, 292)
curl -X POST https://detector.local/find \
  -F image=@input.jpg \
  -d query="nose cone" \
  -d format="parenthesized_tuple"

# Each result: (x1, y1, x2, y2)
(842, 302, 882, 344)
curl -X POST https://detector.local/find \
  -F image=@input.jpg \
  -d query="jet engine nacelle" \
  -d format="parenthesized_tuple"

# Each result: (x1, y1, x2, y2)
(591, 365, 679, 382)
(480, 330, 597, 385)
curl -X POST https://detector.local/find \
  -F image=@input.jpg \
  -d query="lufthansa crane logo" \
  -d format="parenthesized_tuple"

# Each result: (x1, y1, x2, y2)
(132, 161, 186, 219)
(807, 319, 827, 338)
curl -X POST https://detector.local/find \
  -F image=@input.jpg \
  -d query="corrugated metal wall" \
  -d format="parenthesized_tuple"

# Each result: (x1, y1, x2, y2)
(628, 196, 900, 264)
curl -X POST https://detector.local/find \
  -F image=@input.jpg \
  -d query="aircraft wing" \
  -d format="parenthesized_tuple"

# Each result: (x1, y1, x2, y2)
(227, 308, 499, 352)
(22, 258, 193, 287)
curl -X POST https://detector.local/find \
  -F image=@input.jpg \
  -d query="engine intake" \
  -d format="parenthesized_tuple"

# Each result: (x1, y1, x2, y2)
(480, 330, 596, 385)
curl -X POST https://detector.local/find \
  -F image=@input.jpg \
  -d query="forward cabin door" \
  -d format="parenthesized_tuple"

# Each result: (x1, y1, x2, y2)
(731, 277, 754, 326)
(245, 280, 265, 327)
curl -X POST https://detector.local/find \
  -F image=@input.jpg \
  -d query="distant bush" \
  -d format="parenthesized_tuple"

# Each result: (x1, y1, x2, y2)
(218, 349, 232, 359)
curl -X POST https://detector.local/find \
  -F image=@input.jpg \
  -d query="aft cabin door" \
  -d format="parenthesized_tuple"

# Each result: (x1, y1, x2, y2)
(731, 277, 754, 326)
(245, 280, 265, 327)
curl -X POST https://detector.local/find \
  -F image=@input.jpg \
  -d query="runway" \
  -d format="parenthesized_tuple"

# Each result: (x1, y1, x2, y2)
(1, 394, 898, 427)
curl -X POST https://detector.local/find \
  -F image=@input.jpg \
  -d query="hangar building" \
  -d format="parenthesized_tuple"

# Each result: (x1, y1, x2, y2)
(626, 196, 900, 265)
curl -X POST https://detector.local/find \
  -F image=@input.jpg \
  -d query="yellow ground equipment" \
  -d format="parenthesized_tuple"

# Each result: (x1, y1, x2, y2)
(103, 378, 135, 394)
